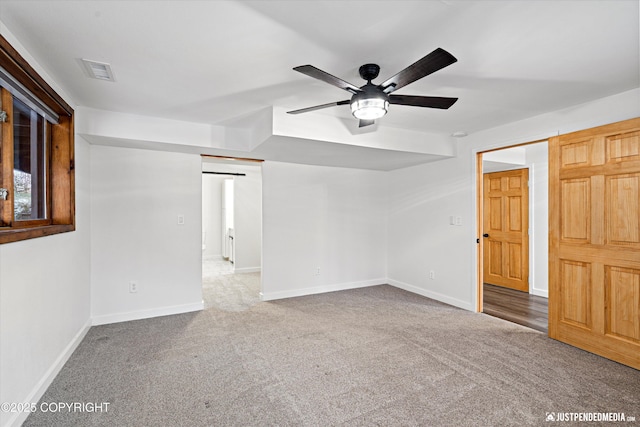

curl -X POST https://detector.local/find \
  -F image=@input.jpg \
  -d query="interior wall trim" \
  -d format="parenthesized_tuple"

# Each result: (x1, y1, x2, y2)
(200, 154, 264, 163)
(91, 302, 204, 326)
(388, 278, 474, 311)
(261, 278, 386, 301)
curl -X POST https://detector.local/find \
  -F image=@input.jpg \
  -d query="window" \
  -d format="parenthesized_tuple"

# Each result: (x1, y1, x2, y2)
(0, 35, 75, 244)
(12, 96, 48, 222)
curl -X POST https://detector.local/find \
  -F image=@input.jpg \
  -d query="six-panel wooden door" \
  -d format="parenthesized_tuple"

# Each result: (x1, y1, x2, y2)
(549, 118, 640, 369)
(483, 169, 529, 292)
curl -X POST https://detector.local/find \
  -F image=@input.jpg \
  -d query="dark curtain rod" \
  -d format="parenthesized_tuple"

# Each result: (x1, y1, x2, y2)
(202, 171, 246, 177)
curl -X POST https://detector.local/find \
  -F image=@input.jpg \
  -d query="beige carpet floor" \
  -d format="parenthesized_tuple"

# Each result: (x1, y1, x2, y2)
(202, 258, 234, 281)
(201, 257, 261, 311)
(202, 272, 261, 312)
(24, 284, 640, 426)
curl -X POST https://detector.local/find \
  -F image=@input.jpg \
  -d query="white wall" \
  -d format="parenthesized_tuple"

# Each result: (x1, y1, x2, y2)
(90, 145, 203, 325)
(526, 143, 549, 298)
(261, 161, 387, 300)
(202, 174, 225, 259)
(387, 157, 475, 310)
(388, 88, 640, 311)
(234, 166, 262, 273)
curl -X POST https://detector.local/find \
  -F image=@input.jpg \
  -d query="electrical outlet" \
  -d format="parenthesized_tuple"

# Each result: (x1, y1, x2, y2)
(429, 270, 435, 280)
(177, 215, 185, 225)
(314, 268, 321, 276)
(129, 281, 138, 293)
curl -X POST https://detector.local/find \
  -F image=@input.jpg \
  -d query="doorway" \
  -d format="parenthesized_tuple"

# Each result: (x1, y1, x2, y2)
(201, 157, 263, 311)
(478, 141, 549, 332)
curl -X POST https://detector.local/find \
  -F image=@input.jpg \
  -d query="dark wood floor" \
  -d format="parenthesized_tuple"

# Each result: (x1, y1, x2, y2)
(483, 283, 548, 334)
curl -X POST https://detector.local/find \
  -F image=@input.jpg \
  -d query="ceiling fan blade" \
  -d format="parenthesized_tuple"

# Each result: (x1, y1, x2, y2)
(287, 99, 350, 115)
(379, 48, 457, 94)
(293, 65, 361, 94)
(389, 95, 458, 109)
(359, 119, 375, 128)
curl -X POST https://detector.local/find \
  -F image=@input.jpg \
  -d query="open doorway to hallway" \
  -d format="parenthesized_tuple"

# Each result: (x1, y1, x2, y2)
(478, 141, 549, 333)
(201, 156, 263, 311)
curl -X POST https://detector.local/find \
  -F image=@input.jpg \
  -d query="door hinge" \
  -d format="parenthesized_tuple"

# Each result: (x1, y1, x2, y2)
(0, 110, 7, 123)
(0, 188, 8, 200)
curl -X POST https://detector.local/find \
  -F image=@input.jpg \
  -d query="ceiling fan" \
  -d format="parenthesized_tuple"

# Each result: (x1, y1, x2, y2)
(287, 48, 459, 128)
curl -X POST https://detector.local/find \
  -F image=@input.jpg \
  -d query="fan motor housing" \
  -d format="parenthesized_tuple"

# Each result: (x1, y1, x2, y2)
(359, 63, 380, 82)
(351, 83, 389, 104)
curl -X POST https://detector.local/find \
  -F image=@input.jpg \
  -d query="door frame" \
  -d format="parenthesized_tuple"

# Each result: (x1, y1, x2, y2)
(200, 155, 264, 287)
(476, 139, 547, 313)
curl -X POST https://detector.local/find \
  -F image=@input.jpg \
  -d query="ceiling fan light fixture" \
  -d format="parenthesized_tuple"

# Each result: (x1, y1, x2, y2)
(288, 48, 458, 127)
(351, 97, 389, 120)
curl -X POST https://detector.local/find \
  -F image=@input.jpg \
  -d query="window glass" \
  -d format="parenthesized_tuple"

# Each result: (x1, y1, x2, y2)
(13, 97, 46, 220)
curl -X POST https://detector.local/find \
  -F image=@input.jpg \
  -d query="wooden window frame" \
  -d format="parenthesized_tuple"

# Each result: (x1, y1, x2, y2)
(0, 35, 74, 244)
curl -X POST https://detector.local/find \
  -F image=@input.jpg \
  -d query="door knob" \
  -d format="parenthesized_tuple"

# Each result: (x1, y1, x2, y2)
(483, 233, 489, 238)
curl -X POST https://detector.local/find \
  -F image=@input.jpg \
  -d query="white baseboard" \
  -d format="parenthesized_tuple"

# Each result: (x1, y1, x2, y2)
(261, 278, 386, 301)
(233, 267, 261, 274)
(530, 288, 549, 298)
(387, 278, 474, 311)
(5, 318, 91, 427)
(91, 301, 204, 326)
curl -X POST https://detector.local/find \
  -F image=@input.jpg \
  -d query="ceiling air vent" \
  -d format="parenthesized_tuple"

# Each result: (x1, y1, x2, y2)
(81, 59, 115, 82)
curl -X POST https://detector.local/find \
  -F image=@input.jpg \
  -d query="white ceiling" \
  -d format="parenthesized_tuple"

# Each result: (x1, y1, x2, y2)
(0, 0, 638, 168)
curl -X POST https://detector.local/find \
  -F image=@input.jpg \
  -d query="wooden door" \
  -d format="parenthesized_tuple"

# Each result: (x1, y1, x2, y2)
(549, 118, 640, 370)
(483, 169, 529, 292)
